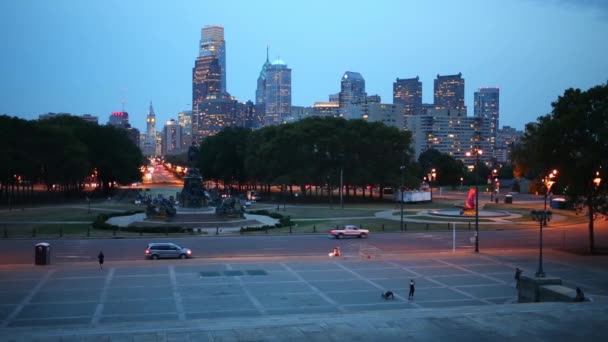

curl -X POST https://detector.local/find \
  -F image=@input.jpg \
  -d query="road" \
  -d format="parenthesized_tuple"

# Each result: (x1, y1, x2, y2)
(1, 222, 607, 265)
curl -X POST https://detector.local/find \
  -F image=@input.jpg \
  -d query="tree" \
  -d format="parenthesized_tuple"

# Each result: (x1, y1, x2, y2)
(417, 149, 466, 187)
(513, 84, 608, 253)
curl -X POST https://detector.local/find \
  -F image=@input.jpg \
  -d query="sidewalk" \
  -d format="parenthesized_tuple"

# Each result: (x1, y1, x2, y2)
(1, 250, 607, 341)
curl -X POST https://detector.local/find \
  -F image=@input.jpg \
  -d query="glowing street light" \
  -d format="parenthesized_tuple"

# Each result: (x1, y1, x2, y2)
(533, 169, 558, 278)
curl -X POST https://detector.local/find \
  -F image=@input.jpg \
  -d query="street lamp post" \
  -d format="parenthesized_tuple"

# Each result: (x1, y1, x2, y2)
(533, 169, 557, 277)
(532, 209, 552, 277)
(466, 148, 483, 253)
(400, 165, 405, 231)
(430, 168, 437, 202)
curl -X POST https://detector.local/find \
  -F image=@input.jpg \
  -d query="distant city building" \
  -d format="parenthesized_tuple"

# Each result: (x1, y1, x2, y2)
(263, 58, 292, 126)
(108, 111, 130, 128)
(420, 103, 435, 116)
(192, 25, 225, 144)
(255, 47, 272, 121)
(177, 110, 193, 151)
(236, 100, 258, 128)
(474, 87, 500, 160)
(80, 114, 99, 124)
(198, 92, 237, 137)
(311, 102, 339, 118)
(142, 102, 157, 157)
(434, 73, 466, 112)
(161, 119, 184, 156)
(338, 71, 367, 117)
(106, 111, 139, 147)
(358, 102, 404, 129)
(290, 106, 312, 122)
(407, 108, 481, 163)
(393, 76, 422, 119)
(496, 125, 523, 164)
(328, 93, 339, 103)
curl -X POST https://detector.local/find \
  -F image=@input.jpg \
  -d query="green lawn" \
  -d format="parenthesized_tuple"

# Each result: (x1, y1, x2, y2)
(0, 196, 591, 238)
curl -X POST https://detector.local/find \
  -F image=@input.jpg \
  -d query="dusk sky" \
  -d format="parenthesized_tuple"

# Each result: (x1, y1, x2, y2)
(1, 0, 607, 132)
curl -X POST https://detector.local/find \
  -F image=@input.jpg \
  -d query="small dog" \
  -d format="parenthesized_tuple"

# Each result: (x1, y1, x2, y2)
(381, 291, 395, 300)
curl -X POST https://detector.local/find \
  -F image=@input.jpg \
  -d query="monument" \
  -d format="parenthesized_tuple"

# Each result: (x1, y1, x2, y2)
(180, 143, 207, 208)
(180, 167, 206, 208)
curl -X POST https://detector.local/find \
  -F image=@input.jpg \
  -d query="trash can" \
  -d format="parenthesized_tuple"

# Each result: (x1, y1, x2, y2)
(35, 242, 50, 265)
(504, 195, 513, 204)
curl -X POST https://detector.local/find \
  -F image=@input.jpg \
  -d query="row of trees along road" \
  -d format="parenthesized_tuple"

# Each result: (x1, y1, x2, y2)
(195, 117, 415, 199)
(0, 114, 144, 202)
(193, 116, 483, 200)
(512, 83, 608, 253)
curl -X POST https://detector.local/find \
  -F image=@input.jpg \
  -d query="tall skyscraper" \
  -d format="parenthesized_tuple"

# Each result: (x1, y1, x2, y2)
(192, 25, 225, 144)
(255, 47, 272, 121)
(199, 25, 226, 92)
(434, 73, 466, 111)
(474, 87, 500, 159)
(338, 72, 367, 117)
(393, 76, 422, 117)
(263, 58, 291, 126)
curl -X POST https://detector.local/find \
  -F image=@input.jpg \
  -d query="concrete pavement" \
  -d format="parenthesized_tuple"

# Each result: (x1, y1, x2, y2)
(1, 249, 607, 341)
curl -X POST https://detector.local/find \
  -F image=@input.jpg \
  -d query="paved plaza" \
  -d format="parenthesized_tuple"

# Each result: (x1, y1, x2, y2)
(0, 250, 607, 341)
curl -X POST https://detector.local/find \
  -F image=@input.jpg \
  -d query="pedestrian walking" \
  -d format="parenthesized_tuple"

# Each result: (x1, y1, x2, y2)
(514, 268, 522, 289)
(98, 251, 104, 270)
(408, 279, 415, 300)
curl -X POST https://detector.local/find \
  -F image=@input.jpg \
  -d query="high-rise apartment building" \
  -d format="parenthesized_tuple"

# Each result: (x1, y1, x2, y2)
(338, 71, 367, 117)
(192, 26, 225, 144)
(434, 73, 466, 111)
(393, 76, 422, 117)
(263, 58, 291, 126)
(474, 87, 500, 160)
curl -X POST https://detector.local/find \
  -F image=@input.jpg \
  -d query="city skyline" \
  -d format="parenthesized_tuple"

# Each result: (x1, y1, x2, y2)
(1, 0, 607, 132)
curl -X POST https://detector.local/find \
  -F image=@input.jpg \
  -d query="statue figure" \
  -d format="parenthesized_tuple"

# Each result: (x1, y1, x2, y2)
(215, 197, 244, 218)
(187, 143, 199, 166)
(145, 195, 176, 219)
(180, 167, 206, 208)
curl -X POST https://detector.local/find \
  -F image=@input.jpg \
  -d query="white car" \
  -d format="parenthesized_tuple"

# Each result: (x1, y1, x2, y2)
(329, 225, 369, 239)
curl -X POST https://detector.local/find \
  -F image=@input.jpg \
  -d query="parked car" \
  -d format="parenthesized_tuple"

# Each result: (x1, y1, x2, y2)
(328, 225, 369, 239)
(145, 243, 192, 260)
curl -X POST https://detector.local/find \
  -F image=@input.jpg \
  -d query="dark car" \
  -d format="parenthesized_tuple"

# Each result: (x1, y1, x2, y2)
(145, 242, 192, 260)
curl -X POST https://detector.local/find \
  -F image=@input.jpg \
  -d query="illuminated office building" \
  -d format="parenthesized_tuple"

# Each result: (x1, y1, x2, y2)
(263, 58, 291, 126)
(474, 87, 500, 160)
(192, 26, 224, 144)
(338, 71, 367, 117)
(393, 76, 422, 118)
(198, 92, 237, 138)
